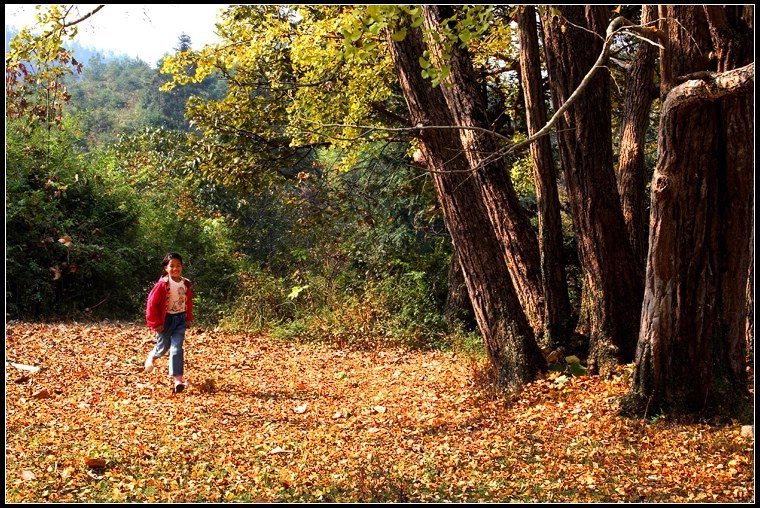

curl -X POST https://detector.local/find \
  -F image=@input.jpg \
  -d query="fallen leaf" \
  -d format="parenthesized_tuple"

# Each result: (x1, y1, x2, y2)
(293, 403, 308, 414)
(373, 405, 387, 414)
(269, 446, 293, 454)
(85, 457, 107, 469)
(21, 470, 36, 481)
(32, 388, 51, 399)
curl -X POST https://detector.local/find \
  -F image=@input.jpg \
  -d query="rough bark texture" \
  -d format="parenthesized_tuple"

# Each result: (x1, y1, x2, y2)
(516, 6, 573, 350)
(746, 245, 754, 361)
(632, 5, 753, 415)
(617, 5, 657, 276)
(386, 22, 546, 391)
(704, 4, 755, 405)
(542, 6, 644, 374)
(422, 6, 547, 340)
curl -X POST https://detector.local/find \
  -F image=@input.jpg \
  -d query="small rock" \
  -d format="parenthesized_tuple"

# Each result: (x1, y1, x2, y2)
(740, 425, 753, 438)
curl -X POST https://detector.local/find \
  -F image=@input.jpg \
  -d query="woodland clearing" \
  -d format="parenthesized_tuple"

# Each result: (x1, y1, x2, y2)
(5, 321, 755, 503)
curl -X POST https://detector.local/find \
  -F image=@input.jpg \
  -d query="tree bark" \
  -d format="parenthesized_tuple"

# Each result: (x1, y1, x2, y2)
(704, 5, 755, 398)
(542, 6, 643, 374)
(617, 5, 657, 276)
(386, 22, 547, 390)
(632, 4, 753, 414)
(422, 5, 547, 341)
(746, 245, 754, 362)
(516, 6, 573, 350)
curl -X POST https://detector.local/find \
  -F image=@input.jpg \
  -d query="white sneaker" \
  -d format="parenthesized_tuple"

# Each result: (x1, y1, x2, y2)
(173, 379, 187, 393)
(144, 354, 154, 373)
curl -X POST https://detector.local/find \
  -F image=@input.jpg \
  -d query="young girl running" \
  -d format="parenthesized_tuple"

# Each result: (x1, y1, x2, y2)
(144, 252, 194, 393)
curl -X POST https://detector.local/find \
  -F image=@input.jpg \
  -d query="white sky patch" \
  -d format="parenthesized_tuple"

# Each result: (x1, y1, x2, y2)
(5, 4, 228, 67)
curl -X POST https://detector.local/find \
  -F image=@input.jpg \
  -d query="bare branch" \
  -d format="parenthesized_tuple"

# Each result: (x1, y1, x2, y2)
(506, 15, 663, 155)
(59, 5, 105, 30)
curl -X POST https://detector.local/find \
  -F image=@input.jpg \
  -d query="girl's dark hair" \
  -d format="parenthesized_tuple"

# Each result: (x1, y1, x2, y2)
(161, 252, 184, 268)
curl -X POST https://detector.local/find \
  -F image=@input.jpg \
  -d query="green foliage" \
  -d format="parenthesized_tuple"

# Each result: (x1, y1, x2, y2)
(6, 118, 145, 318)
(219, 264, 294, 332)
(5, 113, 241, 323)
(6, 5, 473, 353)
(548, 355, 589, 378)
(509, 152, 538, 211)
(63, 52, 227, 149)
(64, 55, 162, 148)
(269, 273, 449, 350)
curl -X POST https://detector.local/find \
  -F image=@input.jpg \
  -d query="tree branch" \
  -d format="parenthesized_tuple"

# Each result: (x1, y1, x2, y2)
(290, 15, 675, 176)
(506, 15, 664, 155)
(59, 5, 105, 30)
(662, 62, 754, 115)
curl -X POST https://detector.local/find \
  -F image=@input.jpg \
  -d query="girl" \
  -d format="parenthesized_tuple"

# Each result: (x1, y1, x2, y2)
(144, 252, 194, 393)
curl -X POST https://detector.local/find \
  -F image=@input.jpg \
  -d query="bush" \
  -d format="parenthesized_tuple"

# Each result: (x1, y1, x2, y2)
(6, 120, 147, 319)
(217, 265, 294, 332)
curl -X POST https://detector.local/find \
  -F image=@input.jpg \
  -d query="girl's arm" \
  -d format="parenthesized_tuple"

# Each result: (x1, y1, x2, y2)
(185, 279, 194, 324)
(145, 283, 166, 331)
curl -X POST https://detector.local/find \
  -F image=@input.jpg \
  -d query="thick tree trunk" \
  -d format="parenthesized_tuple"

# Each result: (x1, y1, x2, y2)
(631, 5, 753, 415)
(617, 5, 657, 276)
(542, 6, 643, 374)
(387, 22, 546, 390)
(746, 249, 754, 361)
(516, 6, 573, 350)
(422, 6, 547, 341)
(705, 4, 755, 404)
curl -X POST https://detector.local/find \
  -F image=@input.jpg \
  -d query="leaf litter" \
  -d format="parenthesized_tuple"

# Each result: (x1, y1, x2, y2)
(5, 322, 754, 502)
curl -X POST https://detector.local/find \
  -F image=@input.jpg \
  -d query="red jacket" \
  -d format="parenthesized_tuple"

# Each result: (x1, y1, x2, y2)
(146, 276, 194, 330)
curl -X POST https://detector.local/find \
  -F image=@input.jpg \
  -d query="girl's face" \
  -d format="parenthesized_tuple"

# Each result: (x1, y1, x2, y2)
(166, 259, 183, 280)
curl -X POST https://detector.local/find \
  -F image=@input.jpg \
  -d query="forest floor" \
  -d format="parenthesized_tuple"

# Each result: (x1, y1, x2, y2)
(5, 321, 755, 503)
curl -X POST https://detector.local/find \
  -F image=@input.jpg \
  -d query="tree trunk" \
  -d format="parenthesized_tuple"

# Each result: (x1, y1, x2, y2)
(542, 6, 643, 374)
(617, 5, 657, 276)
(631, 5, 753, 415)
(746, 246, 754, 362)
(516, 6, 573, 350)
(422, 5, 547, 341)
(386, 22, 546, 390)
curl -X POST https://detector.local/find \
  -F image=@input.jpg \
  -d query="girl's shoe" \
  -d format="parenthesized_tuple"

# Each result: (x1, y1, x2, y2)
(144, 354, 154, 373)
(173, 377, 187, 393)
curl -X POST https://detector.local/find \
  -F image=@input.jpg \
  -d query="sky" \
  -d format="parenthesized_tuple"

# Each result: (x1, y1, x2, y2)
(5, 4, 228, 67)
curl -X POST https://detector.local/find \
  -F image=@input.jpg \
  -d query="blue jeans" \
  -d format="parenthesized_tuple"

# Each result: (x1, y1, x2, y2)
(151, 312, 186, 377)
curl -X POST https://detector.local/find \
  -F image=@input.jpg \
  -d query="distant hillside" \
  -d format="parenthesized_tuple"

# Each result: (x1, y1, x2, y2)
(5, 25, 124, 68)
